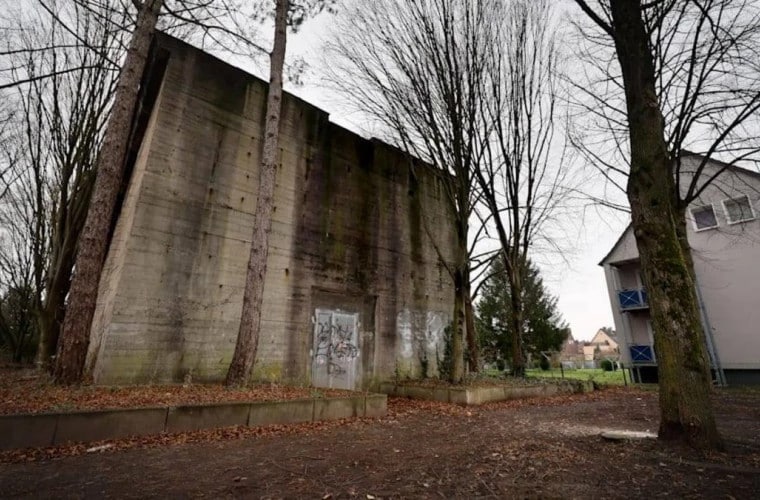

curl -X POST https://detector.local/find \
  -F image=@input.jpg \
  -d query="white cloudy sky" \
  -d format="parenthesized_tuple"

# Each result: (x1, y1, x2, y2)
(226, 6, 629, 341)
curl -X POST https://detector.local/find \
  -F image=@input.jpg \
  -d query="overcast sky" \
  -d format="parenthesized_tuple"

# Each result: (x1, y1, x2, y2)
(225, 7, 629, 341)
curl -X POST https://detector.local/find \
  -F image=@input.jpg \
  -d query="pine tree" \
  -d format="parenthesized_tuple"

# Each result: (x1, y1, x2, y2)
(476, 259, 569, 371)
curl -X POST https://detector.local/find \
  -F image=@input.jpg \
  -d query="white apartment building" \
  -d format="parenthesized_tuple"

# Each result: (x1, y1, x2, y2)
(600, 153, 760, 385)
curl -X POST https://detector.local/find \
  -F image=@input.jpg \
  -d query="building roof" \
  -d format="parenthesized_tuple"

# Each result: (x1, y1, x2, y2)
(598, 224, 633, 267)
(590, 329, 619, 349)
(597, 153, 760, 267)
(681, 151, 760, 181)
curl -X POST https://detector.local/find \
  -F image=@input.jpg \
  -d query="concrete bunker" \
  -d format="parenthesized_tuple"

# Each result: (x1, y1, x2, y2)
(85, 34, 457, 390)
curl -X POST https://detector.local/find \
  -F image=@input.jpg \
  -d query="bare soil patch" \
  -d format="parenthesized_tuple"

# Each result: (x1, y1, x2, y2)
(1, 386, 759, 498)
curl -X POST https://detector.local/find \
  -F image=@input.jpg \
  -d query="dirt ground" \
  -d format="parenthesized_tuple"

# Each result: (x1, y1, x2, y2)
(2, 387, 760, 499)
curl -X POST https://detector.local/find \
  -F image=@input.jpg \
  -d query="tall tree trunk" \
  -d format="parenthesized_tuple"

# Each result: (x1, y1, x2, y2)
(36, 220, 79, 370)
(35, 254, 75, 370)
(506, 259, 526, 377)
(36, 309, 55, 369)
(36, 302, 59, 370)
(225, 0, 289, 387)
(53, 0, 164, 385)
(464, 286, 479, 373)
(673, 206, 698, 276)
(447, 218, 468, 384)
(449, 264, 466, 384)
(609, 0, 721, 450)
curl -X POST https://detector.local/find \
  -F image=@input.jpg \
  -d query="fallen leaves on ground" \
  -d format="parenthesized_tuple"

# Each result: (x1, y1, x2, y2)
(3, 387, 760, 499)
(0, 386, 644, 465)
(0, 367, 354, 415)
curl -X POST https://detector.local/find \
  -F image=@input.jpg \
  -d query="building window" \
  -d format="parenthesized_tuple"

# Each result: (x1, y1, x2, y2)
(722, 195, 755, 224)
(691, 204, 718, 231)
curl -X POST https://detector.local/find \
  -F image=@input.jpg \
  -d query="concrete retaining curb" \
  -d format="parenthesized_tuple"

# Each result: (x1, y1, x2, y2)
(379, 380, 593, 406)
(0, 393, 386, 451)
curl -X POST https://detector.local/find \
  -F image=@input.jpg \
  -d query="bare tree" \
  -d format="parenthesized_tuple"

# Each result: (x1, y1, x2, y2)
(325, 0, 577, 380)
(0, 99, 43, 364)
(227, 0, 336, 386)
(14, 2, 122, 368)
(0, 107, 39, 361)
(569, 0, 760, 450)
(472, 0, 572, 376)
(324, 0, 499, 383)
(51, 0, 291, 384)
(2, 0, 328, 382)
(0, 2, 125, 368)
(569, 0, 760, 208)
(225, 0, 289, 387)
(53, 0, 165, 384)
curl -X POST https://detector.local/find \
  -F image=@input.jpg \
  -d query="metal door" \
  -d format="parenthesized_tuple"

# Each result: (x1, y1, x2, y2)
(311, 309, 360, 390)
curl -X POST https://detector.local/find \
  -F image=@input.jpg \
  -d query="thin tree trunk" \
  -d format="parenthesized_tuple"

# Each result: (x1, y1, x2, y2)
(36, 222, 78, 370)
(36, 311, 55, 369)
(446, 220, 468, 384)
(225, 0, 289, 386)
(609, 0, 722, 450)
(464, 287, 479, 373)
(450, 266, 466, 384)
(446, 221, 468, 384)
(506, 260, 526, 377)
(36, 310, 56, 368)
(53, 0, 164, 385)
(35, 260, 73, 370)
(471, 155, 530, 377)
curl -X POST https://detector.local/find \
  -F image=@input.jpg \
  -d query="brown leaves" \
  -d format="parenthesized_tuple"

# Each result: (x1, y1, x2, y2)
(2, 387, 760, 498)
(0, 367, 353, 415)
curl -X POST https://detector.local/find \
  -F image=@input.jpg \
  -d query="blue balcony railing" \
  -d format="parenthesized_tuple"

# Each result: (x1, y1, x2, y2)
(630, 344, 655, 363)
(617, 288, 648, 310)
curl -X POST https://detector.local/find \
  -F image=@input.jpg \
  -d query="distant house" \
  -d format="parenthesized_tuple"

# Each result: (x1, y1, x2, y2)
(586, 329, 619, 362)
(559, 335, 585, 368)
(560, 329, 619, 369)
(599, 154, 760, 385)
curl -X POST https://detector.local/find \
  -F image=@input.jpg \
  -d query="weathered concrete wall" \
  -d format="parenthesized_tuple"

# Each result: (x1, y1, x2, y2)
(88, 35, 456, 388)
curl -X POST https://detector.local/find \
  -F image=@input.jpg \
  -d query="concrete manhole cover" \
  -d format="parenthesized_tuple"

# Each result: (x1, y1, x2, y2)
(601, 430, 657, 440)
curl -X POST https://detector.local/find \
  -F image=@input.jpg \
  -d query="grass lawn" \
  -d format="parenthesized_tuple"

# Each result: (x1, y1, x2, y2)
(526, 368, 627, 385)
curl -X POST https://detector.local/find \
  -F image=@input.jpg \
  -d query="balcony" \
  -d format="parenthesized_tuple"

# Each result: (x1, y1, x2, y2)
(617, 288, 648, 311)
(629, 344, 655, 363)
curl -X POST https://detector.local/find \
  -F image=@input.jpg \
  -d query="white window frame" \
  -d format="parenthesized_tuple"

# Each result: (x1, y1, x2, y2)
(721, 195, 756, 225)
(690, 203, 719, 232)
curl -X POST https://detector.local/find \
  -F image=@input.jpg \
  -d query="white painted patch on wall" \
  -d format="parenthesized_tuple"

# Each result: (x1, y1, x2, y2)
(396, 309, 449, 376)
(397, 309, 415, 359)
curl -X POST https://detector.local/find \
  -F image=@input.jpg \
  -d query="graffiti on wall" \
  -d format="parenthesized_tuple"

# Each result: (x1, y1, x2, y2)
(312, 309, 360, 390)
(314, 318, 359, 375)
(397, 309, 449, 376)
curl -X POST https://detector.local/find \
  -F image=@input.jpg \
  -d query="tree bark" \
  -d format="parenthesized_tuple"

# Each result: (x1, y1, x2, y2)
(225, 0, 289, 386)
(609, 0, 722, 450)
(36, 216, 80, 370)
(53, 0, 164, 385)
(464, 286, 479, 373)
(35, 280, 68, 370)
(506, 262, 526, 377)
(449, 264, 466, 384)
